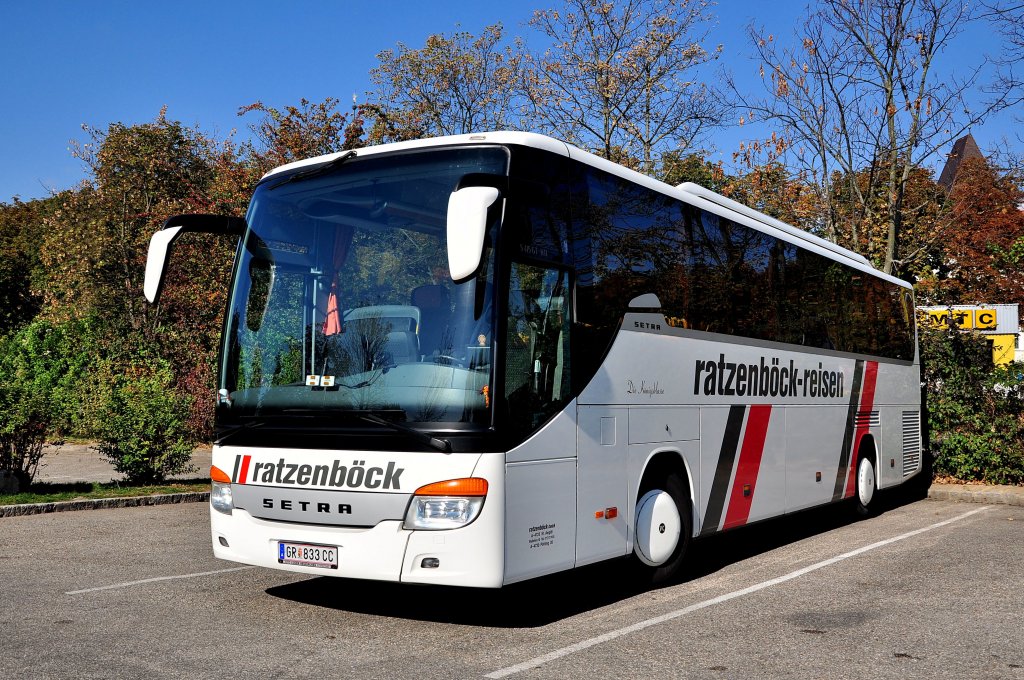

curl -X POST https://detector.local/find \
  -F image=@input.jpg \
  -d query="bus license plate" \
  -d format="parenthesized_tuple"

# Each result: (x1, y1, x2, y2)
(278, 541, 338, 569)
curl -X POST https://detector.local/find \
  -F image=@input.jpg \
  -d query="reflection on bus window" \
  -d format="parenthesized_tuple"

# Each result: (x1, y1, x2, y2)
(505, 263, 571, 432)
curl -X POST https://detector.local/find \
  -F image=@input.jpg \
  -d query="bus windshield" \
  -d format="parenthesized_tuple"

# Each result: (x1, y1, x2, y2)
(219, 147, 508, 430)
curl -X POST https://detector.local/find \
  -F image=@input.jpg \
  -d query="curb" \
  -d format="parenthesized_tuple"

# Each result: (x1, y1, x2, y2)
(0, 492, 210, 518)
(927, 485, 1024, 507)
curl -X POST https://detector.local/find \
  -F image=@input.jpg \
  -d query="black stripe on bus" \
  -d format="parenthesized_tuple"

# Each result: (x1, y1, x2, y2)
(832, 360, 865, 501)
(700, 405, 746, 536)
(232, 455, 242, 484)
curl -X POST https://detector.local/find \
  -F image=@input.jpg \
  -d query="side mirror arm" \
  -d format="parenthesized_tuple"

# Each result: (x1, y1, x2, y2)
(144, 214, 247, 303)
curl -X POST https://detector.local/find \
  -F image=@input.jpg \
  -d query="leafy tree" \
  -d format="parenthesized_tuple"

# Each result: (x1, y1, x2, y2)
(36, 110, 241, 439)
(658, 150, 728, 189)
(369, 24, 524, 142)
(917, 157, 1024, 305)
(42, 110, 220, 335)
(827, 163, 946, 279)
(525, 0, 723, 174)
(720, 162, 821, 227)
(0, 386, 50, 491)
(239, 97, 366, 172)
(0, 197, 56, 334)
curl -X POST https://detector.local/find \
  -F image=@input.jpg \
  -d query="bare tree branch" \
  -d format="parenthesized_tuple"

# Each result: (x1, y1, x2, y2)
(730, 0, 1015, 277)
(524, 0, 724, 176)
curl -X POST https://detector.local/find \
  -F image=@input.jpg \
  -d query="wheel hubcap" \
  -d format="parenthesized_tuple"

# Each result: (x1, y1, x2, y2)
(858, 458, 875, 507)
(634, 490, 681, 566)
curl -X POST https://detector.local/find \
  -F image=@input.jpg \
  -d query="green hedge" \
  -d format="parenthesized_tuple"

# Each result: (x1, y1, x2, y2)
(920, 326, 1024, 485)
(0, 319, 97, 484)
(95, 355, 196, 485)
(0, 322, 197, 487)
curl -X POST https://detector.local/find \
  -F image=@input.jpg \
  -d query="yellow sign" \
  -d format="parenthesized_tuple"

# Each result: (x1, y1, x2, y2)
(975, 309, 998, 329)
(920, 308, 998, 330)
(986, 334, 1016, 365)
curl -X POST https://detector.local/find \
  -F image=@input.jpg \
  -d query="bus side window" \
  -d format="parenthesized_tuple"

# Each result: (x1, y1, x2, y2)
(505, 263, 571, 431)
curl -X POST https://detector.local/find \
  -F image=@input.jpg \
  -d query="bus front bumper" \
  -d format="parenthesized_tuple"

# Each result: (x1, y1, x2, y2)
(209, 455, 506, 588)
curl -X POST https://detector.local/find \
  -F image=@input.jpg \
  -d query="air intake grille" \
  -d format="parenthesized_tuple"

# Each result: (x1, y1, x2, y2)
(856, 410, 880, 428)
(902, 411, 921, 476)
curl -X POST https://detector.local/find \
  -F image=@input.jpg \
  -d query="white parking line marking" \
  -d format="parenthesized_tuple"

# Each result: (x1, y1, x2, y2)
(66, 566, 256, 595)
(485, 506, 990, 679)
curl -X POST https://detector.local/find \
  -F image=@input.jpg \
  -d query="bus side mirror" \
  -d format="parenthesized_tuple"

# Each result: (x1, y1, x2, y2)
(447, 186, 499, 281)
(144, 214, 247, 304)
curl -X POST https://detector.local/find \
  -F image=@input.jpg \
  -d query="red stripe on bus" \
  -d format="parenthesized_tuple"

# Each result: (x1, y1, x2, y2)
(845, 361, 878, 498)
(700, 405, 746, 536)
(237, 455, 252, 485)
(723, 404, 772, 529)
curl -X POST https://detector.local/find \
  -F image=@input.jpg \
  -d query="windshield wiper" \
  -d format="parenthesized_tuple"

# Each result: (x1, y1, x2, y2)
(359, 414, 453, 453)
(269, 149, 357, 190)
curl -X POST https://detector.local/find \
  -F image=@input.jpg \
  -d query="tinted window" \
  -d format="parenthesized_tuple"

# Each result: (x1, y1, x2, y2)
(573, 164, 915, 361)
(571, 168, 690, 377)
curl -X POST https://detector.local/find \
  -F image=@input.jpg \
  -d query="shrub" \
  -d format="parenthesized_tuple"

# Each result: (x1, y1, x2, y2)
(920, 325, 1024, 485)
(0, 321, 84, 488)
(95, 357, 196, 485)
(0, 381, 53, 490)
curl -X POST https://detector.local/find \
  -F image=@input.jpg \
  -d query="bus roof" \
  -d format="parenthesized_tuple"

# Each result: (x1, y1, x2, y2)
(674, 182, 872, 268)
(262, 131, 911, 289)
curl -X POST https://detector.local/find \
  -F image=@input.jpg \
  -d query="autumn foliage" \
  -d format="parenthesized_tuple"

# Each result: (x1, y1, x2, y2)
(917, 158, 1024, 305)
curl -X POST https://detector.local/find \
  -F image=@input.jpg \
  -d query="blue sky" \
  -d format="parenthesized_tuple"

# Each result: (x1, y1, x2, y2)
(0, 1, 1014, 204)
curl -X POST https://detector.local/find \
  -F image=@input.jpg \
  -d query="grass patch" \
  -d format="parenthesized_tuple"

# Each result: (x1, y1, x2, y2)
(0, 478, 210, 506)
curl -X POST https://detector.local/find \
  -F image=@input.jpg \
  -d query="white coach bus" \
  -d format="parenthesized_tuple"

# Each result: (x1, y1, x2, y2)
(144, 132, 922, 587)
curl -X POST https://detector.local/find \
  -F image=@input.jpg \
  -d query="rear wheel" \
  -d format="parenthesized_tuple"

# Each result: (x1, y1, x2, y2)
(632, 471, 691, 585)
(853, 454, 876, 517)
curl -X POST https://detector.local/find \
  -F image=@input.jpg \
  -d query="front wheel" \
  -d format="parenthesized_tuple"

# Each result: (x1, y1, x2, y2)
(631, 471, 692, 585)
(853, 455, 876, 517)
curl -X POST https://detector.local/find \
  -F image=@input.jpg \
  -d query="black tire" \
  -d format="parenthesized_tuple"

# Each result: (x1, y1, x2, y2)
(631, 470, 692, 585)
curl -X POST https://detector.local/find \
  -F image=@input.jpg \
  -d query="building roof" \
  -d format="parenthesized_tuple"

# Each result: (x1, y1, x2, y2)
(938, 134, 985, 190)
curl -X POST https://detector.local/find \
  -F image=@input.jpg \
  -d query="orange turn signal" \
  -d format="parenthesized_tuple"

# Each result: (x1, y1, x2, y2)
(414, 478, 489, 497)
(210, 465, 232, 484)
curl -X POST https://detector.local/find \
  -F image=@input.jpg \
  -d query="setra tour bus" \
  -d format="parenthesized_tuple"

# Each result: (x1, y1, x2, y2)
(144, 132, 923, 587)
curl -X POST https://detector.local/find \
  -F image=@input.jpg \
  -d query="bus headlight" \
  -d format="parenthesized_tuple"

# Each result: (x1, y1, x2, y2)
(210, 466, 233, 515)
(211, 482, 233, 514)
(403, 478, 488, 530)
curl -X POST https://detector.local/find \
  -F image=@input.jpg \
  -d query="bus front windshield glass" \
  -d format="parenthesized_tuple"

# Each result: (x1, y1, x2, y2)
(220, 147, 507, 429)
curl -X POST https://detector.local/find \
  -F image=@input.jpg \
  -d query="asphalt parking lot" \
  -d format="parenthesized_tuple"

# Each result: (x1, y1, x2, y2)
(2, 495, 1021, 679)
